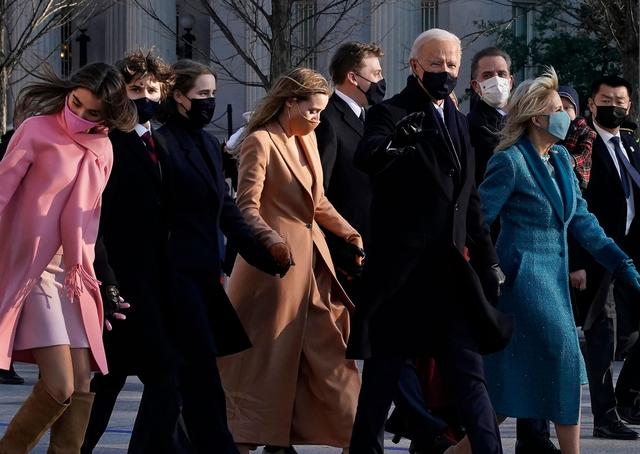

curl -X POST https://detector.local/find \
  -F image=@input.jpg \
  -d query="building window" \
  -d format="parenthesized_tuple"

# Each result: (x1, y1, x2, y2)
(422, 0, 438, 31)
(60, 20, 73, 77)
(291, 0, 316, 68)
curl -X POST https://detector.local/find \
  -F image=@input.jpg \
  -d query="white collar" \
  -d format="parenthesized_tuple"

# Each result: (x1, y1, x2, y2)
(335, 89, 364, 118)
(593, 121, 620, 145)
(134, 123, 150, 137)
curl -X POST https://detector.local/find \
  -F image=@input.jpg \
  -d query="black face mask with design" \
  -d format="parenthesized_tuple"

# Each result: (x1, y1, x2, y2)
(355, 74, 386, 105)
(134, 98, 160, 124)
(186, 97, 216, 129)
(595, 105, 628, 129)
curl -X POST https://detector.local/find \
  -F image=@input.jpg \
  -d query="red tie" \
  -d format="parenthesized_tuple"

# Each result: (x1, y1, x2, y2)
(141, 131, 158, 164)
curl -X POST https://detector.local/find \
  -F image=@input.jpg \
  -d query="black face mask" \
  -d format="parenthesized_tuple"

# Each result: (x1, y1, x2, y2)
(418, 68, 457, 100)
(595, 105, 628, 129)
(355, 74, 386, 105)
(133, 98, 159, 124)
(186, 97, 216, 129)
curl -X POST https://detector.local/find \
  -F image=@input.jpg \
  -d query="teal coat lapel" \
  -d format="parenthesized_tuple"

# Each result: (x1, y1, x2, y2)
(550, 145, 576, 222)
(518, 137, 565, 222)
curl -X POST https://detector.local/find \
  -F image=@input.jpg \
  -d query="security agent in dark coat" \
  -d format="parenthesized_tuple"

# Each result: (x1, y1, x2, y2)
(570, 76, 640, 438)
(83, 125, 189, 454)
(347, 31, 512, 454)
(155, 112, 285, 454)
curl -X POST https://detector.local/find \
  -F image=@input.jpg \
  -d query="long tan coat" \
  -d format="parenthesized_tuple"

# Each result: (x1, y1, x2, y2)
(218, 122, 361, 447)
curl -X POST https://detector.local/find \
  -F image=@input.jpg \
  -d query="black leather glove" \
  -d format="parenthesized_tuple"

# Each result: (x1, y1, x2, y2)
(477, 264, 505, 306)
(333, 242, 366, 279)
(387, 111, 425, 155)
(102, 285, 120, 319)
(101, 285, 129, 330)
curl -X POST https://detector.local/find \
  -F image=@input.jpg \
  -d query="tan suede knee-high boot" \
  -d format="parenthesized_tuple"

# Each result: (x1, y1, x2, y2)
(0, 381, 69, 454)
(47, 391, 95, 454)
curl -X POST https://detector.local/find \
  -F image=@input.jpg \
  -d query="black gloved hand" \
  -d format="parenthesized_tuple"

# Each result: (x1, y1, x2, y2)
(477, 264, 505, 306)
(101, 285, 129, 330)
(391, 111, 425, 149)
(334, 242, 366, 279)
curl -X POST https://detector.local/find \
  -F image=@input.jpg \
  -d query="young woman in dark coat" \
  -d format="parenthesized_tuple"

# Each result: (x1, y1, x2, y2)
(153, 59, 286, 454)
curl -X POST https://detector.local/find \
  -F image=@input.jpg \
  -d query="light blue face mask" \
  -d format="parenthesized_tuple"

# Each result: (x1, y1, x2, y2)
(546, 110, 571, 141)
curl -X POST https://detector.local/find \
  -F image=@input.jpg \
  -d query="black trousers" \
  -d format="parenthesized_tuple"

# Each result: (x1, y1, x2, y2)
(350, 327, 502, 454)
(82, 371, 188, 454)
(169, 270, 239, 454)
(389, 362, 449, 445)
(516, 418, 550, 443)
(584, 281, 640, 424)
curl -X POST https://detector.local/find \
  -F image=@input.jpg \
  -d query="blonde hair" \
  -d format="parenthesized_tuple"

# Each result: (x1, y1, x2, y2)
(496, 66, 559, 151)
(409, 28, 461, 60)
(245, 67, 331, 136)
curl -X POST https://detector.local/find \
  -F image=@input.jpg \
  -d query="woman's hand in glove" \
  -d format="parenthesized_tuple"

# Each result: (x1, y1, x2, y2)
(102, 285, 130, 331)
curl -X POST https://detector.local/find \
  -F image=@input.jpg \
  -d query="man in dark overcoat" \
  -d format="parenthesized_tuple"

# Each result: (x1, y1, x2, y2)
(347, 28, 512, 454)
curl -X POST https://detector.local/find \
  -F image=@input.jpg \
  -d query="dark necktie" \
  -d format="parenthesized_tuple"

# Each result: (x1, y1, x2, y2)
(610, 136, 640, 198)
(141, 131, 158, 164)
(358, 109, 365, 124)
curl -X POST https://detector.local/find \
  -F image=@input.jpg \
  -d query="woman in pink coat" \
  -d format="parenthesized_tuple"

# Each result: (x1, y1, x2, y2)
(0, 62, 136, 453)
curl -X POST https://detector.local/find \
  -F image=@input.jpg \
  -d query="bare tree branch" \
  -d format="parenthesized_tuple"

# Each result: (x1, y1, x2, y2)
(199, 0, 270, 87)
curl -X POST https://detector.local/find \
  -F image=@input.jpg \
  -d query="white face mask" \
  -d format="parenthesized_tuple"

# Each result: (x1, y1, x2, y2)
(478, 75, 511, 109)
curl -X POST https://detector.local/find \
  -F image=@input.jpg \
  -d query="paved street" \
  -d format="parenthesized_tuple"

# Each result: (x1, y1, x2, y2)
(1, 362, 639, 453)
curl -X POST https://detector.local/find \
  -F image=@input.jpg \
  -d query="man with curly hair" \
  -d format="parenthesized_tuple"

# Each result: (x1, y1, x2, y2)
(81, 49, 189, 453)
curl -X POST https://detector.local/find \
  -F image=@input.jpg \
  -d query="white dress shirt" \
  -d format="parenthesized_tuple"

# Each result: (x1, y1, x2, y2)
(433, 102, 445, 122)
(335, 89, 365, 120)
(593, 121, 635, 234)
(134, 123, 151, 138)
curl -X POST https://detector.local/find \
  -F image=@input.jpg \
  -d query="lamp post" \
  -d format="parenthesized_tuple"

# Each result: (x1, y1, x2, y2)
(179, 14, 196, 59)
(76, 29, 90, 67)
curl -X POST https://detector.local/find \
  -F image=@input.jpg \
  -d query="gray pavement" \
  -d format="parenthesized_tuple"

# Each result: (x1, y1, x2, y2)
(1, 363, 639, 453)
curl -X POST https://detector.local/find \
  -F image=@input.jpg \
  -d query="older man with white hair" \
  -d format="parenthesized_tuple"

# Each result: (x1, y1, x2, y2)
(347, 29, 512, 454)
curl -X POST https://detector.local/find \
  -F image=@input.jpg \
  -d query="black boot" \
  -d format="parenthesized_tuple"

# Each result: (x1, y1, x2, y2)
(0, 364, 24, 385)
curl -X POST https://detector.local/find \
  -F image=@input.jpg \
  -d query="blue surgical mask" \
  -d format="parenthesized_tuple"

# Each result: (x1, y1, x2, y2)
(546, 111, 571, 141)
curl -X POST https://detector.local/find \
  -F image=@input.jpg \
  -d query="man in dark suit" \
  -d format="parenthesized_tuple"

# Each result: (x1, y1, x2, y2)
(315, 41, 383, 294)
(468, 48, 559, 454)
(317, 42, 455, 453)
(467, 47, 512, 184)
(347, 28, 512, 454)
(571, 75, 640, 439)
(82, 51, 189, 454)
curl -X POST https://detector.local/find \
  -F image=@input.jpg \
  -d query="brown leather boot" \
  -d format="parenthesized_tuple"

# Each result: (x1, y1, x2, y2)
(47, 391, 95, 454)
(0, 381, 69, 454)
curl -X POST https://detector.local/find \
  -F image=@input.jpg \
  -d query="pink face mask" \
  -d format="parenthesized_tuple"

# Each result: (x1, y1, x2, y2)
(63, 96, 102, 134)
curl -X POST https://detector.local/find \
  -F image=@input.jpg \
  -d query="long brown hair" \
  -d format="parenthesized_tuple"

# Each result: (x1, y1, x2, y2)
(157, 59, 215, 122)
(14, 62, 137, 131)
(245, 67, 331, 136)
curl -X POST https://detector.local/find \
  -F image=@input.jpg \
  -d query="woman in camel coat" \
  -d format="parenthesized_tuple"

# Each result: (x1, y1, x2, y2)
(218, 68, 364, 453)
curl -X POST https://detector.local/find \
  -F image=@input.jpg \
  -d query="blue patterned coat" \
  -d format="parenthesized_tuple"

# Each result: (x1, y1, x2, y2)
(478, 136, 628, 424)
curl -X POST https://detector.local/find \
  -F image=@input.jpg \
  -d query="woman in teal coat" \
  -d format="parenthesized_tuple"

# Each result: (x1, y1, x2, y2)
(476, 68, 640, 454)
